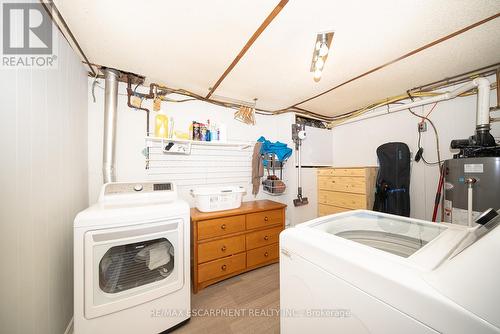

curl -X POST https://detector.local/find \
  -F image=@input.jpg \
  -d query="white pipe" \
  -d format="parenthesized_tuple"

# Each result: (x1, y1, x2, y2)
(475, 78, 491, 128)
(388, 78, 490, 122)
(466, 177, 476, 227)
(337, 78, 491, 127)
(468, 185, 473, 227)
(102, 69, 120, 184)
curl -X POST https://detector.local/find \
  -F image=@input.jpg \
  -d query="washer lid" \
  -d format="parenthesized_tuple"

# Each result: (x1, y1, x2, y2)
(310, 211, 447, 258)
(295, 210, 470, 271)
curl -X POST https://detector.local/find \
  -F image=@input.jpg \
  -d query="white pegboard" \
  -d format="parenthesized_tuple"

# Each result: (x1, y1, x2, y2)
(145, 140, 255, 205)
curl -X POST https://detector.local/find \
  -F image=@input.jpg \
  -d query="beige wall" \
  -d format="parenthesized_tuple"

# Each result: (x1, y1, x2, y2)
(0, 26, 88, 334)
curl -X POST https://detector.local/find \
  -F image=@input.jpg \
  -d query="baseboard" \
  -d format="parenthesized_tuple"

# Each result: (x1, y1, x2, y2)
(64, 317, 74, 334)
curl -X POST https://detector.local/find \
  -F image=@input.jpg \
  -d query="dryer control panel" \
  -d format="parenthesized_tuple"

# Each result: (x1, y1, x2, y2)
(99, 182, 177, 204)
(104, 182, 173, 195)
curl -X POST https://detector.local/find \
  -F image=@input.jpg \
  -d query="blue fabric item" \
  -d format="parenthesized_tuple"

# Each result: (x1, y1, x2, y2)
(387, 188, 406, 193)
(257, 136, 292, 162)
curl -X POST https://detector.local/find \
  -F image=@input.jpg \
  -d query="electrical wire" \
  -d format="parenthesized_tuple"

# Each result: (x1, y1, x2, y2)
(407, 98, 445, 222)
(90, 67, 496, 124)
(407, 98, 442, 167)
(415, 123, 441, 165)
(424, 102, 438, 118)
(326, 80, 497, 127)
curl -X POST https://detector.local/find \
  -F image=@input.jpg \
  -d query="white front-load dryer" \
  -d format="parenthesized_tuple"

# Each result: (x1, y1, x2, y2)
(74, 181, 190, 334)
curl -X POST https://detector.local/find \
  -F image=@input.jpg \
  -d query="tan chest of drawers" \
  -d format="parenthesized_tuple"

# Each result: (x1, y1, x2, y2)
(317, 167, 378, 216)
(191, 200, 286, 293)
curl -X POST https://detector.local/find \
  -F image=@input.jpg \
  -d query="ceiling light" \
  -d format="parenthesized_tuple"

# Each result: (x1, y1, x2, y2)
(315, 57, 325, 70)
(314, 69, 322, 80)
(310, 31, 334, 82)
(318, 43, 329, 57)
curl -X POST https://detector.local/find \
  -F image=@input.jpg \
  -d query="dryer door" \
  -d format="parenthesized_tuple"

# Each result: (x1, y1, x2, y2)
(84, 219, 184, 319)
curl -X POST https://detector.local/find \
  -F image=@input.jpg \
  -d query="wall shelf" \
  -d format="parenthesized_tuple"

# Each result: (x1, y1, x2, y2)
(145, 136, 254, 150)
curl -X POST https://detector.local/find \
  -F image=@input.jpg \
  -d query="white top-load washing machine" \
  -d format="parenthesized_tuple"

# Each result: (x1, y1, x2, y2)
(280, 210, 500, 334)
(74, 181, 190, 334)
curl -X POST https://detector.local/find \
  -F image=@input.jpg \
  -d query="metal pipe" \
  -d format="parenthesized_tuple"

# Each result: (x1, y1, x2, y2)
(41, 0, 97, 76)
(297, 144, 301, 193)
(102, 68, 120, 184)
(408, 63, 499, 93)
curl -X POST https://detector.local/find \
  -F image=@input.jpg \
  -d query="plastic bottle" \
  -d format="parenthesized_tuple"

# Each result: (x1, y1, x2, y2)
(193, 122, 200, 141)
(200, 124, 207, 141)
(206, 120, 211, 141)
(189, 122, 194, 140)
(168, 117, 174, 139)
(211, 122, 219, 141)
(154, 104, 168, 138)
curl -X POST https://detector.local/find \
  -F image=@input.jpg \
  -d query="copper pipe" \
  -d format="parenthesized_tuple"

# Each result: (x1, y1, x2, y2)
(410, 63, 499, 93)
(126, 76, 151, 134)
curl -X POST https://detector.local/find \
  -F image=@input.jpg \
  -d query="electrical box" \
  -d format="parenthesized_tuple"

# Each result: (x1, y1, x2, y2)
(418, 122, 427, 132)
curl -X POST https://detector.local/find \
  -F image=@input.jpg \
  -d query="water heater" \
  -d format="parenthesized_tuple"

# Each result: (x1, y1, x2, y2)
(444, 157, 500, 224)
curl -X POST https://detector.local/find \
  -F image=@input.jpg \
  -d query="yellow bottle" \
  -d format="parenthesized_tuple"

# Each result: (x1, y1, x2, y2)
(154, 105, 168, 138)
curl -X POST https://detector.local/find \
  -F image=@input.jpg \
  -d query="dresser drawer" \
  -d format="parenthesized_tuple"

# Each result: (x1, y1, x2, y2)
(318, 204, 351, 216)
(197, 235, 245, 264)
(246, 226, 283, 250)
(197, 215, 246, 240)
(318, 168, 366, 177)
(318, 190, 366, 209)
(246, 209, 283, 230)
(247, 244, 279, 267)
(197, 253, 246, 283)
(318, 176, 366, 194)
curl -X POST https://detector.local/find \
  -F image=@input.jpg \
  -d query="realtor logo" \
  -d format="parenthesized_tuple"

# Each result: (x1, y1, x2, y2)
(1, 2, 57, 68)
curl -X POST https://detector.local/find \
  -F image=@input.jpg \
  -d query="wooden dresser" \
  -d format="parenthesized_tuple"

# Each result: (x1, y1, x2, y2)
(317, 167, 378, 216)
(190, 200, 286, 293)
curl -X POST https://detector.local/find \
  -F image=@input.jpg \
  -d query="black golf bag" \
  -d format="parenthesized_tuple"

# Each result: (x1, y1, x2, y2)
(373, 142, 411, 217)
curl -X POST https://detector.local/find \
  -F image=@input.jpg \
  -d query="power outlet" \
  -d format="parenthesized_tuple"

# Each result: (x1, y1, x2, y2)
(418, 122, 427, 132)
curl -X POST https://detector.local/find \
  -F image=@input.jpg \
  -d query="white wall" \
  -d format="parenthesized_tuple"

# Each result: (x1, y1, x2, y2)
(0, 28, 88, 334)
(331, 77, 499, 221)
(88, 81, 324, 226)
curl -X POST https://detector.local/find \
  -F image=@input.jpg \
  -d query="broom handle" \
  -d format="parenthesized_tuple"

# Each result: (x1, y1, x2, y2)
(297, 143, 302, 195)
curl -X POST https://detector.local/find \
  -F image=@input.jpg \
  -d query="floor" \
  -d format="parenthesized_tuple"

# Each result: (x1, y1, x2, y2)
(172, 264, 280, 334)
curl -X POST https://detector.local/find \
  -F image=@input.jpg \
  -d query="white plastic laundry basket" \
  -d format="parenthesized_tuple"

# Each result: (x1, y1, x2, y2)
(190, 186, 246, 212)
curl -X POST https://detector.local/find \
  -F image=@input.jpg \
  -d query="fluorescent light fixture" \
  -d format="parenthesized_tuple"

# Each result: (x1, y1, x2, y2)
(310, 31, 334, 82)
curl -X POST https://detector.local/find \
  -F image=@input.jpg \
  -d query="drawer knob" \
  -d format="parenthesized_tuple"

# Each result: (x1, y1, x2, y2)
(264, 216, 269, 222)
(221, 264, 227, 271)
(221, 224, 226, 230)
(264, 235, 269, 241)
(221, 245, 227, 252)
(264, 252, 269, 257)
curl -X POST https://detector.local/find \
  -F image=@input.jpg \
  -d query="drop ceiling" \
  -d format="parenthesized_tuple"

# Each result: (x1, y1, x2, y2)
(54, 0, 500, 117)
